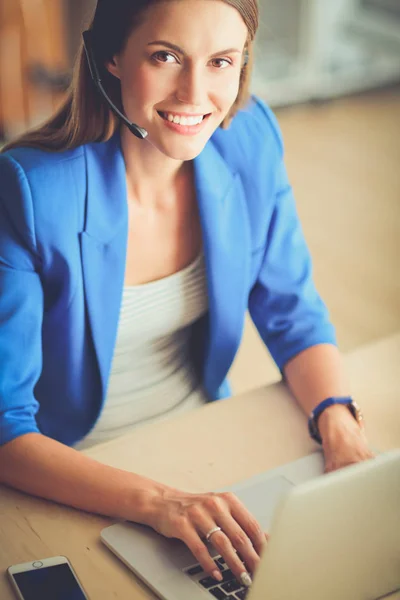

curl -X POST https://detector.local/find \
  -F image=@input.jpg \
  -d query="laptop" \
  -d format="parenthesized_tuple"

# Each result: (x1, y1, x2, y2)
(101, 450, 400, 600)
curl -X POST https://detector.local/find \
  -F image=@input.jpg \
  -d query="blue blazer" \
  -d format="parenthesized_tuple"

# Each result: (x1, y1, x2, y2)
(0, 97, 336, 447)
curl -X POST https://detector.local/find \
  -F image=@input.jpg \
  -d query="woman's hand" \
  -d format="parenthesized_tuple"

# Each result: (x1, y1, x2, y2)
(147, 486, 267, 586)
(319, 404, 375, 473)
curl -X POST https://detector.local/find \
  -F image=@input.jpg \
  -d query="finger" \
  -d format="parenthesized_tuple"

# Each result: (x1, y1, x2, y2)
(206, 529, 253, 587)
(181, 527, 223, 582)
(223, 492, 267, 556)
(192, 510, 252, 585)
(216, 513, 261, 574)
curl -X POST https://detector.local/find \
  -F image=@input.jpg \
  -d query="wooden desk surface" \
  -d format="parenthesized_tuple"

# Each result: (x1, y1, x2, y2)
(1, 333, 399, 599)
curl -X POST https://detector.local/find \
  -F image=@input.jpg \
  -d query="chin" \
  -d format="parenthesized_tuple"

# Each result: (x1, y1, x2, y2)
(166, 147, 206, 162)
(156, 137, 210, 162)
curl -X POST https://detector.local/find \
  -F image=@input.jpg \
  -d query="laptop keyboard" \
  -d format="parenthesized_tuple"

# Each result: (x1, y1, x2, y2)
(184, 556, 249, 599)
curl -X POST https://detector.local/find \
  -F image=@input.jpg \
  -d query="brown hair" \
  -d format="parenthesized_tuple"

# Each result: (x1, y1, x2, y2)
(2, 0, 259, 153)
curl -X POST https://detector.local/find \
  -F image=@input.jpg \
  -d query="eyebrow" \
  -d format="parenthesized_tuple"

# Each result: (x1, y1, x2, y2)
(147, 40, 242, 57)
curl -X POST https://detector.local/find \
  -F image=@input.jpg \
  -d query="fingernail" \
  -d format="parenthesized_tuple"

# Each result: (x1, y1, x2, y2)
(212, 570, 223, 582)
(240, 572, 253, 587)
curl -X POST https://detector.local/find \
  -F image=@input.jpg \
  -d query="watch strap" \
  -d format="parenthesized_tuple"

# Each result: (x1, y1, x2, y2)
(308, 396, 362, 444)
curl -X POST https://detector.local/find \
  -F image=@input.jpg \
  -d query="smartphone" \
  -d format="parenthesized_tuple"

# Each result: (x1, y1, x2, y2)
(7, 555, 89, 600)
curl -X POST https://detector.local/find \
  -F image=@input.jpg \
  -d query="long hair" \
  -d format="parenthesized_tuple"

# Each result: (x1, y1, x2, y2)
(2, 0, 259, 153)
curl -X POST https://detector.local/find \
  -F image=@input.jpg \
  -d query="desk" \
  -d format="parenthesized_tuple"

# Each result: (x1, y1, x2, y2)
(1, 333, 399, 599)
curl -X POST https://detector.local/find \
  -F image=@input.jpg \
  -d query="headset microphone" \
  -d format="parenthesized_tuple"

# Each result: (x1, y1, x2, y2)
(82, 30, 148, 140)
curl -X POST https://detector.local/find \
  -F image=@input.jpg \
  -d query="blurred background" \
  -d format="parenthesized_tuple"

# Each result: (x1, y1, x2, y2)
(0, 0, 399, 393)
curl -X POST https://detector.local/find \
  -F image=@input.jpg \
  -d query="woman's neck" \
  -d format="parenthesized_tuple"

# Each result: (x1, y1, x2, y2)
(120, 127, 188, 206)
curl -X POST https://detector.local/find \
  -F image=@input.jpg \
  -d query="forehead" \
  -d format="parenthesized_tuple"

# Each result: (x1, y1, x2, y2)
(127, 0, 248, 51)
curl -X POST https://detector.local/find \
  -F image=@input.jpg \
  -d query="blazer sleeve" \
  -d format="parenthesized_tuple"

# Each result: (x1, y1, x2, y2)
(248, 99, 337, 371)
(0, 154, 42, 446)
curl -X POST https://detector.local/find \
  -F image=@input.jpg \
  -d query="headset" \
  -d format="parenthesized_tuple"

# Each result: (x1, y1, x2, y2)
(82, 29, 249, 141)
(82, 29, 148, 139)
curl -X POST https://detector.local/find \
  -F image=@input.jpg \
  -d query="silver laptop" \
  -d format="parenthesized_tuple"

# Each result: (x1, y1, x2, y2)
(101, 450, 400, 600)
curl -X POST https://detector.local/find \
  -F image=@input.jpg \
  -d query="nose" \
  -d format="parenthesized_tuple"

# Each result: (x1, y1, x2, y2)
(175, 63, 207, 107)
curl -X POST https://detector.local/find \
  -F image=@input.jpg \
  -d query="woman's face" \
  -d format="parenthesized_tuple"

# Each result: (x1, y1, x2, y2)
(107, 0, 248, 161)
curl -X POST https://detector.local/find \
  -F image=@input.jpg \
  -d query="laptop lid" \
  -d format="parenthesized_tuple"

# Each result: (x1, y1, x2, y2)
(248, 450, 400, 600)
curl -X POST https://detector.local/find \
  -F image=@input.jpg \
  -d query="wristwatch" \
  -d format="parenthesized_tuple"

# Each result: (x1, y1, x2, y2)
(308, 396, 364, 444)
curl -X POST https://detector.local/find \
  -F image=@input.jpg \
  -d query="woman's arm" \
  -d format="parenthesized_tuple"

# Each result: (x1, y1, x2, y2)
(245, 101, 373, 471)
(283, 343, 374, 472)
(0, 433, 162, 521)
(0, 433, 265, 585)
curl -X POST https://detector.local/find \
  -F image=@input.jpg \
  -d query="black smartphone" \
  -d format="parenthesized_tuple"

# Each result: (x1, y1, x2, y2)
(7, 555, 89, 599)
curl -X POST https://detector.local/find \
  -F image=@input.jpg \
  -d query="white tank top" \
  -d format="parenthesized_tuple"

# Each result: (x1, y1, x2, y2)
(75, 253, 209, 450)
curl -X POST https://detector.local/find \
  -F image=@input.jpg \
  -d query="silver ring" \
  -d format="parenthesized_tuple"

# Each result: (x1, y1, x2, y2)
(205, 526, 222, 542)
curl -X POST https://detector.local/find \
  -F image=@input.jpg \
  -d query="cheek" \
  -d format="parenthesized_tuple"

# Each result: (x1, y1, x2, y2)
(211, 75, 241, 109)
(121, 65, 175, 111)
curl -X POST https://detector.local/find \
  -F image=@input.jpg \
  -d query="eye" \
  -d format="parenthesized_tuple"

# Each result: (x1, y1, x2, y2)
(151, 51, 179, 64)
(210, 58, 232, 69)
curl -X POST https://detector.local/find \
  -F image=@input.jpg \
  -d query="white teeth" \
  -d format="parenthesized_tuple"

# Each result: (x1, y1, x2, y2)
(163, 112, 204, 126)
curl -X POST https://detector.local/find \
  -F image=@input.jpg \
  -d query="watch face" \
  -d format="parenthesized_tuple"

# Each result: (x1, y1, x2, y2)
(308, 418, 322, 444)
(352, 401, 364, 425)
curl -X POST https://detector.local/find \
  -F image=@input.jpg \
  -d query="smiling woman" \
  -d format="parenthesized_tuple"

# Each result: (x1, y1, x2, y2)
(2, 0, 257, 153)
(0, 0, 373, 593)
(102, 0, 250, 160)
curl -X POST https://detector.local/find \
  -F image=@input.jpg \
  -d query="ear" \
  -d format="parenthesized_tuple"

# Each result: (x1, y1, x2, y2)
(105, 55, 121, 80)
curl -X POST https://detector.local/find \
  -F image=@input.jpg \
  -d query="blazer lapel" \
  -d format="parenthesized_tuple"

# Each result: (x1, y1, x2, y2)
(79, 133, 251, 405)
(80, 134, 128, 401)
(194, 142, 251, 396)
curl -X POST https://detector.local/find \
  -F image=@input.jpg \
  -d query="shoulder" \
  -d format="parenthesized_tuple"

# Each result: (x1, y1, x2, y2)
(0, 145, 86, 254)
(0, 144, 84, 174)
(0, 144, 85, 219)
(0, 144, 85, 202)
(210, 95, 284, 171)
(0, 147, 83, 184)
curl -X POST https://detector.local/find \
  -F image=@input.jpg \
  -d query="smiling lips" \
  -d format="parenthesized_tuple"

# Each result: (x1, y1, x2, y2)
(158, 110, 210, 127)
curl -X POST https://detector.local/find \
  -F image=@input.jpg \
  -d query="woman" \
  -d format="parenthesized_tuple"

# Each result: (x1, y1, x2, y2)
(0, 0, 373, 587)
